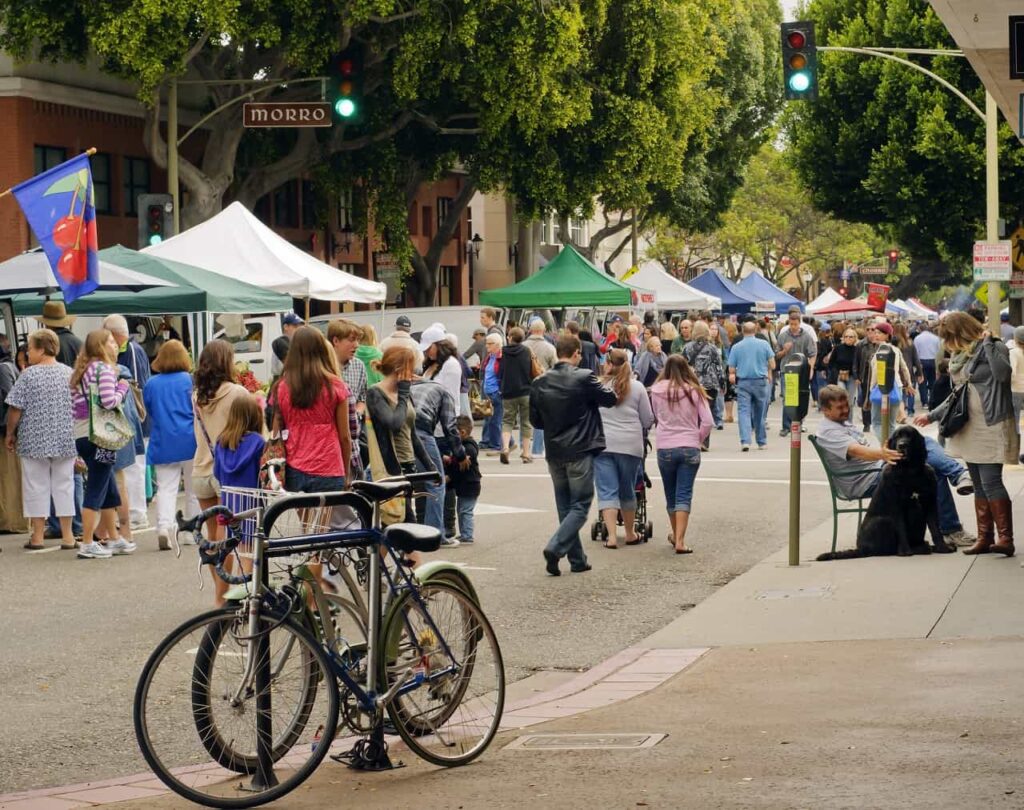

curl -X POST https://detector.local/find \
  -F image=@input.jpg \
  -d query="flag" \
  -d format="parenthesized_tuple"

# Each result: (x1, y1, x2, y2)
(11, 153, 99, 304)
(620, 264, 640, 282)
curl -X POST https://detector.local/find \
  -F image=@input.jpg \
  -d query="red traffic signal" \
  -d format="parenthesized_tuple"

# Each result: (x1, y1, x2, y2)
(887, 249, 900, 272)
(838, 286, 848, 297)
(786, 30, 806, 49)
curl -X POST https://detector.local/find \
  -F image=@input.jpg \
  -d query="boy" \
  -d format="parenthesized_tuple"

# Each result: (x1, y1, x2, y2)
(445, 416, 481, 544)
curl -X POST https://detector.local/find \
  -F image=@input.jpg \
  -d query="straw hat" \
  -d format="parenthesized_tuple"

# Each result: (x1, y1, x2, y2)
(40, 301, 75, 328)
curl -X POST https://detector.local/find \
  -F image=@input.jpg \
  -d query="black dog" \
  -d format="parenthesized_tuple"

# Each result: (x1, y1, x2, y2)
(817, 426, 955, 560)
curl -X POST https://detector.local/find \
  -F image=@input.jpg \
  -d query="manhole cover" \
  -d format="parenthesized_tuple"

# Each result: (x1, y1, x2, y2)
(505, 733, 667, 751)
(755, 585, 833, 601)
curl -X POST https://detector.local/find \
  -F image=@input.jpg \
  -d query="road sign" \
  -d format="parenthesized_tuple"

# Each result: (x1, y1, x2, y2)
(839, 268, 850, 281)
(859, 264, 887, 275)
(243, 102, 332, 128)
(973, 240, 1013, 282)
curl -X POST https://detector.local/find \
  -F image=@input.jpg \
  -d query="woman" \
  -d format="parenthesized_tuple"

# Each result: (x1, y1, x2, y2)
(708, 322, 728, 429)
(192, 340, 249, 603)
(915, 313, 1018, 556)
(813, 326, 834, 406)
(828, 327, 859, 400)
(69, 329, 132, 559)
(650, 355, 713, 554)
(480, 334, 504, 451)
(356, 323, 384, 386)
(721, 321, 739, 424)
(4, 329, 76, 549)
(1009, 326, 1024, 433)
(365, 346, 435, 522)
(421, 326, 463, 415)
(144, 339, 198, 551)
(659, 321, 678, 356)
(634, 336, 666, 388)
(682, 321, 724, 450)
(273, 326, 352, 492)
(609, 323, 635, 366)
(595, 350, 654, 548)
(893, 322, 924, 420)
(499, 326, 534, 464)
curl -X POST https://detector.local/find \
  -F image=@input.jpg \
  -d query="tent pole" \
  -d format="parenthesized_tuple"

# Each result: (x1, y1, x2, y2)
(380, 300, 386, 336)
(304, 297, 310, 321)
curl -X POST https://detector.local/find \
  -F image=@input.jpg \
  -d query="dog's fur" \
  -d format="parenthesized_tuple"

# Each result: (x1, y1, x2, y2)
(817, 426, 955, 561)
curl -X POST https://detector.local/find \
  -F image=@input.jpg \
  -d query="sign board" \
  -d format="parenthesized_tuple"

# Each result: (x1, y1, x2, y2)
(839, 267, 850, 281)
(243, 102, 332, 128)
(1012, 227, 1024, 298)
(1012, 16, 1024, 80)
(753, 301, 776, 313)
(859, 264, 887, 276)
(629, 289, 656, 309)
(973, 240, 1013, 282)
(865, 282, 890, 311)
(1009, 270, 1024, 299)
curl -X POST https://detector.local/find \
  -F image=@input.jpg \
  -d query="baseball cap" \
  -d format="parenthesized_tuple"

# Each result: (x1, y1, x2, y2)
(608, 314, 624, 324)
(282, 313, 304, 326)
(395, 315, 412, 329)
(1001, 312, 1010, 322)
(418, 324, 449, 350)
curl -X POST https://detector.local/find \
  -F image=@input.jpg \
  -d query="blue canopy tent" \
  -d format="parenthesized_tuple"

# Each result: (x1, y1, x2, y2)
(687, 269, 760, 314)
(739, 272, 804, 314)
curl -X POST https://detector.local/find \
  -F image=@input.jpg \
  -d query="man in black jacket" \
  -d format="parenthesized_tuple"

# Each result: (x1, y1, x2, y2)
(530, 335, 617, 576)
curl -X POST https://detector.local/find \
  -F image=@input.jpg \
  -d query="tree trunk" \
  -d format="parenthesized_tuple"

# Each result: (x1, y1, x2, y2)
(516, 220, 535, 281)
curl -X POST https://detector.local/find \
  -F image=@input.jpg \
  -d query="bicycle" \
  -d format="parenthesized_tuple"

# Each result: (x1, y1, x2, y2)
(133, 471, 505, 809)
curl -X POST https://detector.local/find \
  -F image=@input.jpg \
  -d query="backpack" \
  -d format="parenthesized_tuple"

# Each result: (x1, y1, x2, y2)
(684, 342, 721, 391)
(0, 359, 17, 434)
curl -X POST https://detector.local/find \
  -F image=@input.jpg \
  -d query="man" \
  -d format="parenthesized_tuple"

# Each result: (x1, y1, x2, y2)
(913, 323, 940, 408)
(775, 310, 817, 436)
(103, 314, 151, 530)
(563, 320, 598, 374)
(479, 307, 505, 345)
(525, 319, 556, 457)
(529, 335, 617, 576)
(776, 305, 817, 342)
(380, 314, 424, 368)
(1000, 312, 1015, 342)
(463, 327, 487, 371)
(40, 301, 81, 366)
(815, 385, 976, 548)
(271, 313, 303, 378)
(670, 319, 692, 354)
(328, 318, 366, 480)
(728, 321, 776, 451)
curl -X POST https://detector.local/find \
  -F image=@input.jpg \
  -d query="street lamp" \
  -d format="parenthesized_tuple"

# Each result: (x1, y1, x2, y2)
(466, 233, 483, 260)
(331, 223, 354, 257)
(802, 271, 815, 302)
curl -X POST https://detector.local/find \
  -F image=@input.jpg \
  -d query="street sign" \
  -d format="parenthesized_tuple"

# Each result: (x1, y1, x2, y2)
(973, 240, 1013, 282)
(243, 102, 332, 128)
(839, 268, 850, 281)
(859, 264, 887, 275)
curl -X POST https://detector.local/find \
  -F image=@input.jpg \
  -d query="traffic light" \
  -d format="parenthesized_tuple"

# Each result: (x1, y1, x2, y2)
(137, 193, 174, 248)
(327, 46, 363, 123)
(781, 22, 818, 101)
(887, 249, 900, 272)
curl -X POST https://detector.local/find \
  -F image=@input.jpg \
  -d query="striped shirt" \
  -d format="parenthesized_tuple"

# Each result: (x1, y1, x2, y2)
(71, 360, 129, 423)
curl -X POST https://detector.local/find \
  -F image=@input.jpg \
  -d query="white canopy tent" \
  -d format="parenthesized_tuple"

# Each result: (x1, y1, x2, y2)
(806, 287, 845, 315)
(625, 261, 721, 311)
(144, 202, 386, 304)
(0, 249, 172, 296)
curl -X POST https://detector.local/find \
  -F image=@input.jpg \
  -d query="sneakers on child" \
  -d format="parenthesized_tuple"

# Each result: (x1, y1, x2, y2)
(440, 536, 461, 547)
(77, 541, 113, 559)
(107, 537, 137, 555)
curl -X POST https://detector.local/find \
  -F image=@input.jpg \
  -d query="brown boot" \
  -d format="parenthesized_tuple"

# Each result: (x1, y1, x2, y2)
(989, 498, 1015, 557)
(963, 499, 994, 555)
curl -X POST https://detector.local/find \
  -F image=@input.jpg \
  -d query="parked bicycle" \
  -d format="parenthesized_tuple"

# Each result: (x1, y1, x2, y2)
(133, 471, 504, 808)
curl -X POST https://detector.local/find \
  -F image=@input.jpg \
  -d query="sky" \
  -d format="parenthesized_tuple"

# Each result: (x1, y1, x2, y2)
(780, 0, 799, 22)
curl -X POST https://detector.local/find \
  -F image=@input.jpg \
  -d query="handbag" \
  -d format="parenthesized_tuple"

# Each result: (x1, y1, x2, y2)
(529, 353, 544, 380)
(470, 381, 493, 418)
(937, 350, 983, 439)
(87, 381, 134, 451)
(364, 411, 406, 526)
(258, 393, 288, 490)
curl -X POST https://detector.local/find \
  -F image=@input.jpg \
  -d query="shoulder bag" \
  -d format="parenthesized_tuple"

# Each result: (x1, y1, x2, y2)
(364, 409, 406, 525)
(937, 349, 983, 439)
(86, 375, 133, 451)
(127, 344, 147, 421)
(258, 388, 288, 490)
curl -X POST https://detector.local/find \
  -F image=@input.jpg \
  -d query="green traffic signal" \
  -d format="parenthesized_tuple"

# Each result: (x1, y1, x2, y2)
(335, 98, 356, 118)
(327, 46, 363, 124)
(781, 21, 818, 101)
(788, 72, 811, 93)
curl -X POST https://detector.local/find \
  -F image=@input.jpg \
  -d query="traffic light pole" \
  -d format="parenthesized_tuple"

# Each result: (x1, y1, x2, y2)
(817, 46, 1000, 333)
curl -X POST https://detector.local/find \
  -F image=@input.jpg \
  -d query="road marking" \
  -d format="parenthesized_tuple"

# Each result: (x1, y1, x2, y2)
(483, 474, 827, 486)
(452, 563, 499, 571)
(24, 546, 60, 554)
(475, 503, 545, 515)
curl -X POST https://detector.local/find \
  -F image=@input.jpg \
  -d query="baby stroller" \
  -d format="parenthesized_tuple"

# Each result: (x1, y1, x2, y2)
(590, 464, 654, 544)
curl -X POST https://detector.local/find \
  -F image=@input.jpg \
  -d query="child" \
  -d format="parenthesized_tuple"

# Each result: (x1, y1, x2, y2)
(446, 415, 481, 544)
(214, 395, 266, 565)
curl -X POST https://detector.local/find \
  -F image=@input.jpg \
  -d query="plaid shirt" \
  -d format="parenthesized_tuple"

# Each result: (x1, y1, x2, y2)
(341, 360, 367, 480)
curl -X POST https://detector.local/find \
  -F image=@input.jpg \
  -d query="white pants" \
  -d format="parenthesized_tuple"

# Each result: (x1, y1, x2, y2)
(21, 456, 75, 518)
(123, 449, 148, 522)
(154, 461, 199, 533)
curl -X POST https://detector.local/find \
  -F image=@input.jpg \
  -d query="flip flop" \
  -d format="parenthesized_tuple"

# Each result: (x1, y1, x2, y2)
(604, 542, 619, 549)
(23, 541, 45, 550)
(625, 538, 642, 546)
(675, 547, 694, 554)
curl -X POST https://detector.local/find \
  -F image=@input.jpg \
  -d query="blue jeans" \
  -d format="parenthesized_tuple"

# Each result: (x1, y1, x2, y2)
(923, 436, 964, 534)
(712, 391, 724, 427)
(457, 494, 477, 541)
(657, 446, 701, 513)
(285, 467, 346, 493)
(415, 431, 445, 534)
(481, 391, 503, 449)
(736, 378, 769, 447)
(870, 399, 899, 441)
(48, 472, 83, 536)
(545, 455, 594, 568)
(593, 452, 642, 510)
(920, 360, 935, 408)
(532, 428, 545, 456)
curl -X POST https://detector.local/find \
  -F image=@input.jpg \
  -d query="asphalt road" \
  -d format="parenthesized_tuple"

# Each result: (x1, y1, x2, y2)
(0, 400, 836, 794)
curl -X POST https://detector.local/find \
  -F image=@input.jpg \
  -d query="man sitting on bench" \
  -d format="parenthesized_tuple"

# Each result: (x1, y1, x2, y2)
(814, 384, 976, 548)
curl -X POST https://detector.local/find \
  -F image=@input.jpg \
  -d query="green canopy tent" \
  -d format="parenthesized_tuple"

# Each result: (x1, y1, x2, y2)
(478, 246, 635, 307)
(10, 245, 293, 315)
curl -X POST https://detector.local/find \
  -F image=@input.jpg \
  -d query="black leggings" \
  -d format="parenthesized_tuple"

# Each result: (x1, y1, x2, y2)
(967, 462, 1009, 501)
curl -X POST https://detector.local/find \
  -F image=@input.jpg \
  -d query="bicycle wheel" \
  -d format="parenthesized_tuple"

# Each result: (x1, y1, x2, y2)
(134, 607, 338, 809)
(321, 592, 368, 651)
(381, 582, 504, 767)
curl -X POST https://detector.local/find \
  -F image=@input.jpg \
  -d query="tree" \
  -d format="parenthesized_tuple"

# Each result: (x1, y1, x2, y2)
(784, 0, 1024, 291)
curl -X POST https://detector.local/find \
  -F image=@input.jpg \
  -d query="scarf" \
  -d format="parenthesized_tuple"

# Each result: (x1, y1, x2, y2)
(948, 341, 977, 376)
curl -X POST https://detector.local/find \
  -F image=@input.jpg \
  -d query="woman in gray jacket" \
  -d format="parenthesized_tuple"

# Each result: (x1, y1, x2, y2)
(916, 312, 1018, 556)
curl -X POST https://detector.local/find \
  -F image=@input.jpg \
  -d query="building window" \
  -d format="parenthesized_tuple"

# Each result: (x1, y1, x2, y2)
(337, 187, 353, 230)
(255, 194, 271, 224)
(438, 266, 456, 306)
(122, 157, 150, 216)
(436, 196, 453, 232)
(92, 153, 113, 215)
(552, 216, 561, 244)
(540, 215, 549, 245)
(273, 180, 299, 228)
(301, 180, 316, 229)
(407, 201, 419, 236)
(570, 216, 587, 246)
(421, 206, 434, 239)
(34, 145, 67, 176)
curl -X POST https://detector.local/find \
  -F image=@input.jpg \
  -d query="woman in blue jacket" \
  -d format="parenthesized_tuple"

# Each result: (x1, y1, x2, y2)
(143, 340, 199, 550)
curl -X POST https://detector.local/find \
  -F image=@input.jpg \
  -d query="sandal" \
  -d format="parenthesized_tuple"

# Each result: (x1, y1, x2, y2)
(23, 540, 45, 550)
(625, 538, 642, 546)
(603, 542, 618, 549)
(675, 546, 693, 554)
(60, 542, 80, 550)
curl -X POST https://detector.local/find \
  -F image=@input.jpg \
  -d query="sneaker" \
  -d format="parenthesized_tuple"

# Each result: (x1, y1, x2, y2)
(107, 537, 137, 555)
(741, 445, 750, 452)
(757, 445, 767, 451)
(440, 536, 461, 547)
(953, 472, 974, 496)
(778, 429, 788, 437)
(944, 529, 976, 547)
(130, 517, 150, 531)
(158, 531, 171, 551)
(715, 424, 724, 431)
(459, 537, 474, 544)
(77, 541, 113, 559)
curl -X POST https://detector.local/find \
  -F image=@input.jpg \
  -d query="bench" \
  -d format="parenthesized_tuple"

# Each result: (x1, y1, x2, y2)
(807, 434, 870, 554)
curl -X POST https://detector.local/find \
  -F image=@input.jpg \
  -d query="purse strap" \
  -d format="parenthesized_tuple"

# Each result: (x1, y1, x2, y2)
(194, 397, 215, 455)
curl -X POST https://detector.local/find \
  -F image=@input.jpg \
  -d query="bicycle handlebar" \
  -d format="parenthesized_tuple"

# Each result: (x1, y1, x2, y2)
(175, 508, 251, 586)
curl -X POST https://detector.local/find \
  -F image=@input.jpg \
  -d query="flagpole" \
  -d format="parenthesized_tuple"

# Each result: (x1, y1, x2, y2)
(0, 147, 97, 200)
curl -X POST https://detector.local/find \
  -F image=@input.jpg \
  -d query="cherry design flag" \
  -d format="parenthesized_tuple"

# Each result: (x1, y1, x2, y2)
(11, 153, 99, 303)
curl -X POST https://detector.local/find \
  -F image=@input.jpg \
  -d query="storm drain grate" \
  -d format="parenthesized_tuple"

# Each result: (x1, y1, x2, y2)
(505, 733, 667, 751)
(755, 584, 833, 600)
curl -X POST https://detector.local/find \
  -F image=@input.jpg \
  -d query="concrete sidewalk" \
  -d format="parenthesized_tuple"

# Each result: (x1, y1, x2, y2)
(7, 469, 1024, 809)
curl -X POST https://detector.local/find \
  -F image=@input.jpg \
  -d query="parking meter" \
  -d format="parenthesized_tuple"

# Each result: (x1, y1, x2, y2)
(874, 343, 897, 446)
(782, 353, 809, 566)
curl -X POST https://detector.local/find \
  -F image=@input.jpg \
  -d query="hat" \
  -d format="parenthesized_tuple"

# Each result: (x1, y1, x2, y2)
(608, 314, 623, 324)
(418, 324, 448, 351)
(40, 300, 75, 328)
(282, 313, 304, 326)
(1001, 312, 1010, 322)
(395, 315, 412, 329)
(875, 322, 893, 336)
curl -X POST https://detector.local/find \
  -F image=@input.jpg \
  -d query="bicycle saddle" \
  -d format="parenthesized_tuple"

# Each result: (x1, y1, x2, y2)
(350, 480, 412, 501)
(384, 523, 442, 553)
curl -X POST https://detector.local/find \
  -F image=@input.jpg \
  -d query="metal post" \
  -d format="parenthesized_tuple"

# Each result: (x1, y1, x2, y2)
(789, 420, 801, 566)
(985, 91, 1000, 334)
(880, 395, 891, 449)
(630, 208, 638, 267)
(168, 78, 180, 234)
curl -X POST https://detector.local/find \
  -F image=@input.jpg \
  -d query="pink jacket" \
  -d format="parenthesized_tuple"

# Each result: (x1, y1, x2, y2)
(649, 381, 714, 449)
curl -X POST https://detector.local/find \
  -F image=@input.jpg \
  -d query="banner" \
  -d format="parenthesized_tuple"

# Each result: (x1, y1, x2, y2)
(865, 282, 890, 312)
(10, 153, 98, 303)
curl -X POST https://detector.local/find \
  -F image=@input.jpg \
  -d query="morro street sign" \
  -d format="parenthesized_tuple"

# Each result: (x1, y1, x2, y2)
(243, 102, 332, 128)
